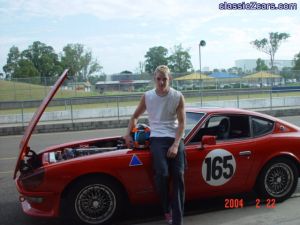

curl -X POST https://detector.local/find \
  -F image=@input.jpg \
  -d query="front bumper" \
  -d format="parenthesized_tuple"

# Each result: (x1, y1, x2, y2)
(16, 178, 61, 218)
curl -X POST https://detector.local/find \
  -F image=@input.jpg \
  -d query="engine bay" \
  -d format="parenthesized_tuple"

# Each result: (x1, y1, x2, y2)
(47, 138, 127, 163)
(19, 138, 128, 175)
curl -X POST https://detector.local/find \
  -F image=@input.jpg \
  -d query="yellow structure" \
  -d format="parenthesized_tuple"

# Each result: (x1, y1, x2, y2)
(243, 72, 282, 87)
(175, 73, 214, 80)
(243, 71, 281, 79)
(174, 73, 214, 90)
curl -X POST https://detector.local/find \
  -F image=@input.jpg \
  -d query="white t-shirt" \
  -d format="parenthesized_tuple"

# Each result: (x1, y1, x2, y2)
(145, 87, 182, 138)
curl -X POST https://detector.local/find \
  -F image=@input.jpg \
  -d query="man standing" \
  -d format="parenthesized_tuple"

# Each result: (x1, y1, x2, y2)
(124, 65, 186, 225)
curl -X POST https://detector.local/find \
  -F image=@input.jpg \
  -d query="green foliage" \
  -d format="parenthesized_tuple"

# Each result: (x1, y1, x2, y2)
(61, 43, 102, 81)
(251, 32, 290, 69)
(3, 46, 20, 79)
(136, 61, 145, 74)
(88, 74, 107, 85)
(280, 67, 294, 79)
(168, 44, 193, 73)
(227, 67, 244, 75)
(144, 46, 168, 73)
(14, 59, 39, 80)
(144, 44, 193, 74)
(256, 58, 269, 71)
(3, 41, 62, 83)
(294, 52, 300, 71)
(22, 41, 62, 80)
(2, 42, 102, 85)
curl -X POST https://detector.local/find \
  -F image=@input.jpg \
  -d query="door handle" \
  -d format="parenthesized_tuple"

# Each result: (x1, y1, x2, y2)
(239, 151, 252, 156)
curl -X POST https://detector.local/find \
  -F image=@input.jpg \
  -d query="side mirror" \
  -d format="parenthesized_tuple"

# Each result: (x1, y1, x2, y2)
(200, 135, 216, 149)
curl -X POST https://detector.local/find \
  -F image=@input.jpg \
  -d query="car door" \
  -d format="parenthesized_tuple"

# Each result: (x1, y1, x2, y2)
(185, 114, 256, 199)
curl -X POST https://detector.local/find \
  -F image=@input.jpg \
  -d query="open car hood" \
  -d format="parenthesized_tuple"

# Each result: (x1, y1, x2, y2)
(14, 69, 69, 179)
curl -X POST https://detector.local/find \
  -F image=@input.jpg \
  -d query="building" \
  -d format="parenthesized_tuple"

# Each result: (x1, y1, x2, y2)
(111, 72, 140, 81)
(65, 81, 92, 92)
(235, 59, 294, 72)
(95, 80, 150, 93)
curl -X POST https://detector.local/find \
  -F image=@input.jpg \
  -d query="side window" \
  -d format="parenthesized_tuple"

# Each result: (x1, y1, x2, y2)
(189, 114, 251, 143)
(229, 115, 250, 139)
(189, 116, 226, 143)
(252, 117, 274, 137)
(185, 112, 205, 137)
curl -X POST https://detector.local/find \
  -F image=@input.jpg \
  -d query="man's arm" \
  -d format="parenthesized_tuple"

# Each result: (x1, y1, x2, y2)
(167, 94, 186, 158)
(124, 94, 146, 147)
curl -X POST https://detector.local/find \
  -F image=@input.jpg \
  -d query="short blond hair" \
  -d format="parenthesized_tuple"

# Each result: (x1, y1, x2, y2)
(154, 65, 170, 76)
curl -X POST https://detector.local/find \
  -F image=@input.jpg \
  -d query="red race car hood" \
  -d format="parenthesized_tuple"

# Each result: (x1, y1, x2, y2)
(14, 69, 69, 179)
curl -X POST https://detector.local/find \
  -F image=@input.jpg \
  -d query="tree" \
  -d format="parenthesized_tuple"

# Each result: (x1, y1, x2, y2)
(293, 52, 300, 71)
(14, 59, 39, 80)
(3, 46, 20, 79)
(144, 46, 168, 73)
(135, 61, 145, 74)
(227, 67, 243, 75)
(80, 51, 102, 80)
(88, 74, 106, 85)
(256, 58, 269, 71)
(22, 41, 62, 82)
(280, 67, 293, 80)
(251, 32, 290, 69)
(168, 44, 193, 73)
(3, 42, 62, 83)
(61, 44, 102, 81)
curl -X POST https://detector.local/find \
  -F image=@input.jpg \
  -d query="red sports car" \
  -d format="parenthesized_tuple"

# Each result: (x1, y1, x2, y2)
(15, 70, 300, 225)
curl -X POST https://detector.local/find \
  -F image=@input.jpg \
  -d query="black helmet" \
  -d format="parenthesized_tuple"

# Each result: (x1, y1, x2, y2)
(131, 124, 151, 149)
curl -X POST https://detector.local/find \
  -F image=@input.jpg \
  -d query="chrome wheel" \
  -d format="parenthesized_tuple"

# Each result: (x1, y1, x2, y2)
(75, 184, 116, 224)
(264, 163, 294, 198)
(256, 158, 299, 202)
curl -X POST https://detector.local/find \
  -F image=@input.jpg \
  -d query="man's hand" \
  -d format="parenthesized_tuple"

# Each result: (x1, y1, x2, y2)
(167, 143, 179, 158)
(123, 134, 133, 148)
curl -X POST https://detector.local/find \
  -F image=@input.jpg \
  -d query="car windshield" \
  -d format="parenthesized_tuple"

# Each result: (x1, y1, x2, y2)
(185, 112, 205, 137)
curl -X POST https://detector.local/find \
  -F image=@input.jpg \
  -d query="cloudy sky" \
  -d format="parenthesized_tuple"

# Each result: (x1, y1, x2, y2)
(0, 0, 299, 75)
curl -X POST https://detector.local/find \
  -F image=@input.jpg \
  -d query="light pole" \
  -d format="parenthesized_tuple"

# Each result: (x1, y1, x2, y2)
(199, 40, 206, 88)
(198, 40, 206, 106)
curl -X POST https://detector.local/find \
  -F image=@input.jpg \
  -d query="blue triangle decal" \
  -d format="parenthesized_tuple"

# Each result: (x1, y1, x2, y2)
(129, 154, 143, 166)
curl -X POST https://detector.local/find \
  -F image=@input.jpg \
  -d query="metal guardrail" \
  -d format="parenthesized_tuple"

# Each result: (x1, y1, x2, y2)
(2, 87, 300, 109)
(1, 88, 300, 126)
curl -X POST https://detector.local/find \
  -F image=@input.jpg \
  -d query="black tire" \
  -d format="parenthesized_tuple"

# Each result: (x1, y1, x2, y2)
(256, 158, 298, 202)
(66, 177, 125, 225)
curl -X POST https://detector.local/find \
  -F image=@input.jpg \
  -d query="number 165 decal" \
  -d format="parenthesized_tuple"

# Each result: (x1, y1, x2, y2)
(202, 149, 236, 186)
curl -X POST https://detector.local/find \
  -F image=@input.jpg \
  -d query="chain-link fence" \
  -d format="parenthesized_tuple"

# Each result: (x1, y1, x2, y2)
(1, 70, 300, 126)
(1, 70, 300, 100)
(1, 88, 300, 126)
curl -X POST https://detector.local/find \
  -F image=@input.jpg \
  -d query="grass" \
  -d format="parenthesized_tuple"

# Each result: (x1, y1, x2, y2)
(1, 91, 300, 115)
(1, 79, 300, 116)
(0, 99, 142, 115)
(0, 80, 101, 101)
(0, 79, 149, 101)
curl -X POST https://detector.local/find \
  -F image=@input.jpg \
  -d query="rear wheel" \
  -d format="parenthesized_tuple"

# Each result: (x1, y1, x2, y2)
(256, 158, 298, 202)
(67, 177, 125, 225)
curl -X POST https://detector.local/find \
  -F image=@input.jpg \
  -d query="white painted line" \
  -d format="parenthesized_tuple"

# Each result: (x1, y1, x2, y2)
(0, 157, 16, 160)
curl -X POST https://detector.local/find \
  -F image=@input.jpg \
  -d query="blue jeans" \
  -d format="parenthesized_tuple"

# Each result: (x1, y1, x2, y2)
(150, 137, 185, 225)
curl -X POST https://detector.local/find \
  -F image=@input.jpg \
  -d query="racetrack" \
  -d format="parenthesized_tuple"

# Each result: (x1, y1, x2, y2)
(1, 115, 300, 225)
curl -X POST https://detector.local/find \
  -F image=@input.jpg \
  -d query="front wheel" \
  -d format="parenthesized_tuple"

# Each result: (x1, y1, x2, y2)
(256, 158, 298, 202)
(67, 177, 125, 225)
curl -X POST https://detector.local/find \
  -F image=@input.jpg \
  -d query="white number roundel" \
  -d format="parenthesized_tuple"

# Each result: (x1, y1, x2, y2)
(202, 149, 236, 186)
